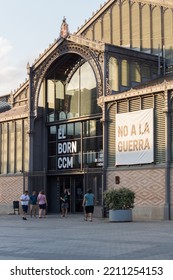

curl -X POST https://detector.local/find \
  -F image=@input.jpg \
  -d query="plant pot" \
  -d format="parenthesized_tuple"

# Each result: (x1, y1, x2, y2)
(109, 209, 132, 222)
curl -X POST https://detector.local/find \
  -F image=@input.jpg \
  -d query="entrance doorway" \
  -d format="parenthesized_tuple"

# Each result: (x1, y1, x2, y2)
(59, 175, 84, 213)
(47, 172, 102, 214)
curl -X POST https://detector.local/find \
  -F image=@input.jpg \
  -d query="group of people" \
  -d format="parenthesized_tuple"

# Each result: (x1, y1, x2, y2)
(20, 188, 95, 222)
(60, 187, 95, 222)
(20, 190, 47, 220)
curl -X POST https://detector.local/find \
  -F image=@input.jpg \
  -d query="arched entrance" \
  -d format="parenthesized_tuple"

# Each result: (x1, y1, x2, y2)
(31, 40, 104, 215)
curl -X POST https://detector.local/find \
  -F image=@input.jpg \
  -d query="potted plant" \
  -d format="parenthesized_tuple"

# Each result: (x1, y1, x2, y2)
(103, 187, 135, 222)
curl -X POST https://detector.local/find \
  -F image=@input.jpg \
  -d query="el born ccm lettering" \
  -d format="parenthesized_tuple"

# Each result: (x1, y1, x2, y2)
(57, 127, 77, 169)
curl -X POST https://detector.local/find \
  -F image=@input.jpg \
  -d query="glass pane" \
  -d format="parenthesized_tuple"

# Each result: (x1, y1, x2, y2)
(83, 120, 102, 137)
(55, 81, 64, 120)
(1, 123, 7, 173)
(23, 119, 29, 171)
(67, 123, 74, 139)
(75, 122, 81, 137)
(83, 136, 103, 167)
(16, 120, 22, 172)
(121, 60, 129, 86)
(81, 62, 99, 115)
(48, 126, 56, 142)
(83, 120, 96, 137)
(56, 80, 64, 99)
(48, 156, 56, 170)
(59, 111, 66, 120)
(83, 137, 102, 152)
(47, 79, 55, 121)
(8, 122, 15, 173)
(109, 57, 119, 91)
(66, 69, 79, 117)
(131, 62, 141, 83)
(48, 142, 56, 156)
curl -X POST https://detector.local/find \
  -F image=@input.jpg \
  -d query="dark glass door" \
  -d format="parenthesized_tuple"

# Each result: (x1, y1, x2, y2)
(59, 175, 84, 213)
(74, 176, 84, 212)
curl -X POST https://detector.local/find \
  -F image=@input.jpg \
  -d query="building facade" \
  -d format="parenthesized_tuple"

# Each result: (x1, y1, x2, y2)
(1, 0, 173, 219)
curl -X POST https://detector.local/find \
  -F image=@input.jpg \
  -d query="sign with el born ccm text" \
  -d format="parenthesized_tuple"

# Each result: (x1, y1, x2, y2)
(116, 109, 154, 165)
(57, 128, 77, 169)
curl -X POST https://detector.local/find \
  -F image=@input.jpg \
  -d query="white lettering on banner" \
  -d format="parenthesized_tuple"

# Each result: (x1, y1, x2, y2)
(58, 128, 66, 139)
(116, 109, 154, 165)
(58, 157, 73, 169)
(58, 141, 77, 154)
(57, 127, 78, 169)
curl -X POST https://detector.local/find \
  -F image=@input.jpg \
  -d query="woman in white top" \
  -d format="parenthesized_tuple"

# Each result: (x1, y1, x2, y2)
(20, 190, 30, 220)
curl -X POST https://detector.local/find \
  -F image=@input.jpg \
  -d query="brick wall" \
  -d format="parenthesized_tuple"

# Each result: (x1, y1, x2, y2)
(0, 175, 23, 214)
(106, 168, 167, 220)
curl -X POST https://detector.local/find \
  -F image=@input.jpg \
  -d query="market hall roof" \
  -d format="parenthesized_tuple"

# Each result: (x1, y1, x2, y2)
(0, 105, 28, 122)
(0, 100, 11, 113)
(76, 0, 173, 36)
(5, 0, 173, 99)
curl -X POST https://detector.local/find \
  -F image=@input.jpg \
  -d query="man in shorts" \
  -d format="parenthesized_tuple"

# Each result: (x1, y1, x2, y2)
(20, 190, 30, 220)
(83, 189, 95, 222)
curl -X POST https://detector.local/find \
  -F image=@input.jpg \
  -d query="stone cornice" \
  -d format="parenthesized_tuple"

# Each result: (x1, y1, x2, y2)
(98, 78, 173, 103)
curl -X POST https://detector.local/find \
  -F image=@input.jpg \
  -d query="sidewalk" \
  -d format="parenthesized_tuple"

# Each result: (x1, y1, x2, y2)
(0, 214, 173, 260)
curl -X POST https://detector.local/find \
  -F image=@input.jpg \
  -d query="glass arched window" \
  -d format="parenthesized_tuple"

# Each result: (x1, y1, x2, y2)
(141, 64, 151, 82)
(121, 59, 129, 87)
(108, 57, 119, 91)
(131, 62, 141, 84)
(46, 61, 101, 122)
(66, 62, 100, 117)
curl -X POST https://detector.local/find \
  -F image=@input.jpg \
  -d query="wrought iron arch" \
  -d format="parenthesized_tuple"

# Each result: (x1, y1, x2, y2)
(32, 41, 103, 116)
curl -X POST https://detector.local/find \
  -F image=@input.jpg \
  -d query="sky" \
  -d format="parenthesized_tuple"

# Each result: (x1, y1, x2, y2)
(0, 0, 106, 96)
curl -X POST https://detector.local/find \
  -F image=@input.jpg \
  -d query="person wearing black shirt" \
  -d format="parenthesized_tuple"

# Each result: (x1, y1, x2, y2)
(60, 188, 70, 217)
